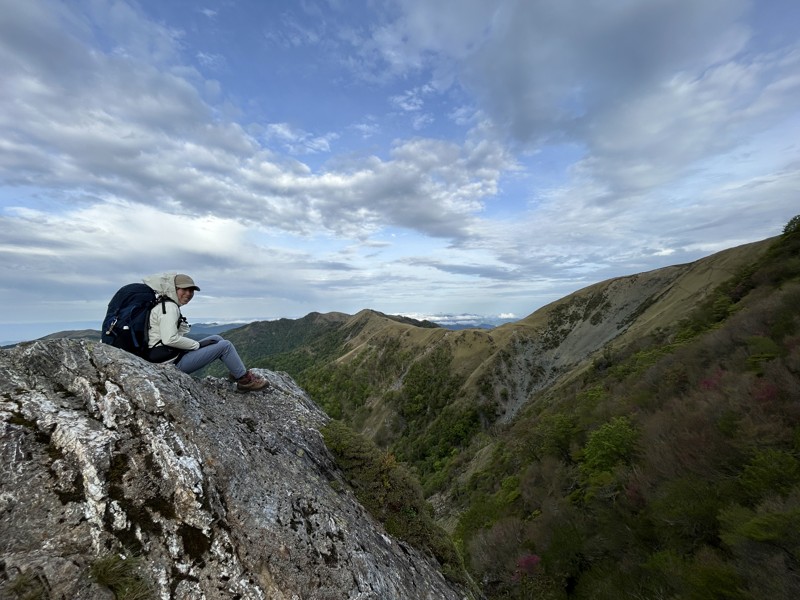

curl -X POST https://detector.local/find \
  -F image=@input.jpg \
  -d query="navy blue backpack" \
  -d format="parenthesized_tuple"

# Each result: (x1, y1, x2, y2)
(101, 283, 159, 357)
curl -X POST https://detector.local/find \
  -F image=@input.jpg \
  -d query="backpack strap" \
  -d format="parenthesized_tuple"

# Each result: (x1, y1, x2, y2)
(158, 295, 173, 313)
(156, 295, 187, 331)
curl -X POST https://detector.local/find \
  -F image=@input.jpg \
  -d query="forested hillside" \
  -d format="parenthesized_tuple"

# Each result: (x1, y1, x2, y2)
(210, 217, 799, 598)
(451, 218, 800, 598)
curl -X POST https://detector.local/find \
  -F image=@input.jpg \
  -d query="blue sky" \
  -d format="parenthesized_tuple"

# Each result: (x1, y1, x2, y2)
(1, 0, 798, 343)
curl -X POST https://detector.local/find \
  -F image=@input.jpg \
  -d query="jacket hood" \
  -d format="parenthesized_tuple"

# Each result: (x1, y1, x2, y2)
(143, 272, 181, 304)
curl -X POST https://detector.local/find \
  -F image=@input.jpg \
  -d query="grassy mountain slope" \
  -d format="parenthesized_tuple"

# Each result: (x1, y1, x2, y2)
(215, 237, 777, 495)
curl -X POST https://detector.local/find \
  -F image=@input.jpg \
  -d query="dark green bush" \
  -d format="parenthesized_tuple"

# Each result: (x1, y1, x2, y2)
(89, 553, 154, 600)
(784, 214, 800, 235)
(739, 448, 800, 502)
(321, 420, 470, 588)
(5, 568, 49, 600)
(580, 416, 638, 475)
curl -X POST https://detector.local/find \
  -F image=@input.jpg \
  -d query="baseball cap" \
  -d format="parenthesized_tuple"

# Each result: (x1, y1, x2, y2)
(174, 274, 200, 291)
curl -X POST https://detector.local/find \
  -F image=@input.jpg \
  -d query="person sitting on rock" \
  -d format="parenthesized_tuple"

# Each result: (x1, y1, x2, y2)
(143, 272, 268, 392)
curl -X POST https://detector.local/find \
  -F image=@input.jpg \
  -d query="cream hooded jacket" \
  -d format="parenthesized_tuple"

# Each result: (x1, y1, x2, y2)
(142, 272, 200, 352)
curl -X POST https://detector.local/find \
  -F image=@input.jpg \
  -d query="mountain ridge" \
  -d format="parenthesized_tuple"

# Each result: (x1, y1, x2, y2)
(224, 237, 774, 426)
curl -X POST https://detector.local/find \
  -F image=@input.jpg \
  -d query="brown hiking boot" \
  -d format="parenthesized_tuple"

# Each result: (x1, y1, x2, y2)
(236, 370, 269, 392)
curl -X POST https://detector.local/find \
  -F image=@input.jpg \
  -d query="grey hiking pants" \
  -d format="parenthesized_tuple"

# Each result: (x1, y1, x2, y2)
(175, 335, 247, 379)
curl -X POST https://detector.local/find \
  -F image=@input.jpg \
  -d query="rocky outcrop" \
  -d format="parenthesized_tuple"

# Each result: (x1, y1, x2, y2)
(0, 339, 470, 599)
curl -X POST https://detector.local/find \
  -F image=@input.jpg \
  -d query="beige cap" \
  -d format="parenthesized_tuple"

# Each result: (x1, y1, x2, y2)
(174, 274, 200, 291)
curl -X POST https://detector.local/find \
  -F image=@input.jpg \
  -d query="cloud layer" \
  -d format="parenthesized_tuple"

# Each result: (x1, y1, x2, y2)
(1, 0, 798, 341)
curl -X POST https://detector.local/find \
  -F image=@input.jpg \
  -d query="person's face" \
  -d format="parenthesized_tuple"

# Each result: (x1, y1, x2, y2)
(176, 287, 195, 305)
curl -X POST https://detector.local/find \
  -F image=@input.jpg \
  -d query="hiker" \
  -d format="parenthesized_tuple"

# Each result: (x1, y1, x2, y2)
(142, 272, 268, 392)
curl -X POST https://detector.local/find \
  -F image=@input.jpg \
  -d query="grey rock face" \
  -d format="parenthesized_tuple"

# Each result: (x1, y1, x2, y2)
(0, 339, 469, 599)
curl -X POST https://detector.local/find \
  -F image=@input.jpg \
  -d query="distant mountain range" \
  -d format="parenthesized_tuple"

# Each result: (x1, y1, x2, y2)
(8, 314, 514, 348)
(0, 322, 247, 348)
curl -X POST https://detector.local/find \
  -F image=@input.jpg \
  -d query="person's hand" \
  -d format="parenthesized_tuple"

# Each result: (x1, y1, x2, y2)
(198, 338, 218, 348)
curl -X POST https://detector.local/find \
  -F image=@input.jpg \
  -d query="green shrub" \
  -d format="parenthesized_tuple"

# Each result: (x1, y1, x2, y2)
(455, 491, 504, 547)
(394, 403, 480, 490)
(89, 553, 154, 600)
(719, 497, 800, 597)
(739, 448, 800, 502)
(608, 346, 675, 380)
(531, 412, 577, 460)
(720, 499, 800, 550)
(783, 214, 800, 236)
(5, 568, 48, 600)
(321, 420, 470, 588)
(684, 547, 749, 600)
(399, 345, 459, 422)
(649, 476, 723, 551)
(580, 416, 638, 475)
(577, 385, 608, 406)
(746, 336, 782, 373)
